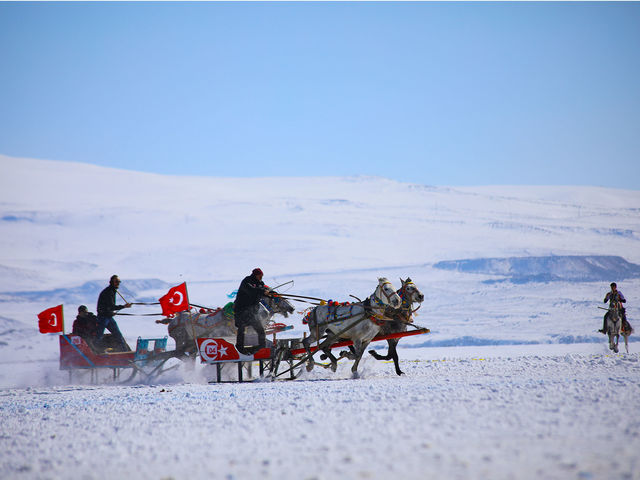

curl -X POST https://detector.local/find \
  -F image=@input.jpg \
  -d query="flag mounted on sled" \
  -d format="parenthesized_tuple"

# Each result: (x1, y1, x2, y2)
(159, 282, 190, 317)
(37, 305, 64, 334)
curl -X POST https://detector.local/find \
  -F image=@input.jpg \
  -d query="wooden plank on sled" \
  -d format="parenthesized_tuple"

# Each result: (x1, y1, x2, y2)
(287, 327, 430, 356)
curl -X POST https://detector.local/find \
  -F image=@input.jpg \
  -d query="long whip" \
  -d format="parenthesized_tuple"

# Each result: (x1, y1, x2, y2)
(116, 290, 130, 304)
(272, 292, 328, 303)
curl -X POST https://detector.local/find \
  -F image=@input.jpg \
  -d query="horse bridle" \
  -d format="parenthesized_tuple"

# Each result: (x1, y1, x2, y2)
(398, 280, 422, 314)
(374, 280, 399, 307)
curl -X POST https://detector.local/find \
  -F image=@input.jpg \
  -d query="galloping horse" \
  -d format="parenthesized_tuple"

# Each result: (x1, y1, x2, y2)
(609, 301, 635, 354)
(158, 294, 295, 356)
(302, 278, 402, 377)
(368, 277, 424, 375)
(606, 301, 623, 353)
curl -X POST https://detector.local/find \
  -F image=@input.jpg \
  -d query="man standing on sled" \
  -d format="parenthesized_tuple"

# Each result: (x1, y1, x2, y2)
(234, 268, 270, 355)
(96, 275, 132, 351)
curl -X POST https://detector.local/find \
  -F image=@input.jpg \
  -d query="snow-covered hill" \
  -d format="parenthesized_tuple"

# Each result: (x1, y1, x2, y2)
(2, 154, 640, 480)
(1, 153, 639, 358)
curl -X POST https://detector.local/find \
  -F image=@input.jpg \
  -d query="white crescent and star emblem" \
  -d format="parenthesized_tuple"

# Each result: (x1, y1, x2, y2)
(200, 339, 231, 362)
(48, 313, 58, 327)
(170, 291, 184, 306)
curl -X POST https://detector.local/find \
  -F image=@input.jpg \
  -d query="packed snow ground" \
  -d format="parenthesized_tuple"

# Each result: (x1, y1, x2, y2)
(1, 346, 639, 480)
(1, 154, 640, 479)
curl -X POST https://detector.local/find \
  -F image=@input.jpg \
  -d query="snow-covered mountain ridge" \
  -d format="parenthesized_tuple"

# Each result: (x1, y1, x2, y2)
(1, 153, 639, 366)
(434, 255, 640, 283)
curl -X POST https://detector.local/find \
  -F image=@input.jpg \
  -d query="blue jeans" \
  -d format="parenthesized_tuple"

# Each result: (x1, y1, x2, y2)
(96, 316, 126, 349)
(235, 307, 266, 353)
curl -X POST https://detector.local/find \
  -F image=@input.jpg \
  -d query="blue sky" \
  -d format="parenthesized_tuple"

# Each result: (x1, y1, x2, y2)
(1, 2, 639, 189)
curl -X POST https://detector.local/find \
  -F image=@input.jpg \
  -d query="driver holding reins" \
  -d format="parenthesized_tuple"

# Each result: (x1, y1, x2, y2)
(234, 268, 271, 355)
(599, 282, 630, 334)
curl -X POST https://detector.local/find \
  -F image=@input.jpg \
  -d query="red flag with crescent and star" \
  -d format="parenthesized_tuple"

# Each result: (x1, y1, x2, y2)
(37, 304, 64, 334)
(159, 282, 190, 317)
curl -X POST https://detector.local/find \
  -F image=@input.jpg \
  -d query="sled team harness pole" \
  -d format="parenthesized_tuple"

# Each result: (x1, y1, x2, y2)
(271, 280, 294, 291)
(116, 290, 160, 308)
(272, 293, 328, 304)
(115, 312, 165, 317)
(117, 290, 130, 304)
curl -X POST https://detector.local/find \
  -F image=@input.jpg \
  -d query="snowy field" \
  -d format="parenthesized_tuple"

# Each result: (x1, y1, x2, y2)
(2, 346, 639, 480)
(1, 154, 640, 479)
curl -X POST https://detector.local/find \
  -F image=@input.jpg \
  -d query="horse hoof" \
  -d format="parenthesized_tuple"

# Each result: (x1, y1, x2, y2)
(351, 371, 360, 379)
(306, 362, 314, 372)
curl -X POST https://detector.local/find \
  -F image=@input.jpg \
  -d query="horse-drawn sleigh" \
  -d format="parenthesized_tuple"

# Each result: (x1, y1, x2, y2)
(196, 277, 429, 382)
(57, 277, 430, 383)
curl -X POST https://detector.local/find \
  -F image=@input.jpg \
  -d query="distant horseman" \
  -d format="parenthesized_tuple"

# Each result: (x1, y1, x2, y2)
(599, 282, 632, 335)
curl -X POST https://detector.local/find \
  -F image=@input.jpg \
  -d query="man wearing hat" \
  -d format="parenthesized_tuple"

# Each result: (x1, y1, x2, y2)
(72, 305, 99, 348)
(599, 282, 631, 334)
(96, 275, 132, 351)
(234, 268, 270, 354)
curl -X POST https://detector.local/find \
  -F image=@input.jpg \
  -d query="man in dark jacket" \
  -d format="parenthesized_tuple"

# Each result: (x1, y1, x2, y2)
(234, 268, 270, 354)
(72, 305, 99, 347)
(96, 275, 131, 351)
(599, 282, 629, 334)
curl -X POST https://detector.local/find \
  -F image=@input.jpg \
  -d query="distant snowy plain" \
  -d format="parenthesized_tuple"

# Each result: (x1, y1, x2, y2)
(1, 154, 640, 479)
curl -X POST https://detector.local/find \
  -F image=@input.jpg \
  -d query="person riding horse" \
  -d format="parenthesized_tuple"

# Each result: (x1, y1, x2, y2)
(599, 282, 631, 334)
(234, 268, 271, 355)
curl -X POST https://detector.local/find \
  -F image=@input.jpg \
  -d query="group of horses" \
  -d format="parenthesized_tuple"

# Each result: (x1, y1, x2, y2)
(157, 277, 632, 377)
(158, 277, 424, 377)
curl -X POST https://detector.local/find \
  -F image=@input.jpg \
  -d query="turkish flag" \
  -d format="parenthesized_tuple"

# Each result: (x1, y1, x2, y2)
(159, 282, 190, 316)
(38, 305, 64, 334)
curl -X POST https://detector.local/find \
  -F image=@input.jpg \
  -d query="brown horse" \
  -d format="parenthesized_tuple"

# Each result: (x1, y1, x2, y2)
(368, 277, 424, 375)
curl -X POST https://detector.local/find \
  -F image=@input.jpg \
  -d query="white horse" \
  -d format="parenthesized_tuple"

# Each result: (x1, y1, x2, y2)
(302, 277, 402, 377)
(368, 277, 424, 375)
(606, 302, 623, 353)
(157, 295, 295, 355)
(608, 301, 634, 354)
